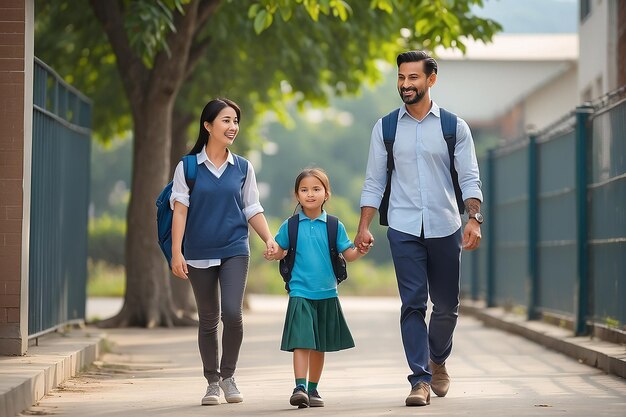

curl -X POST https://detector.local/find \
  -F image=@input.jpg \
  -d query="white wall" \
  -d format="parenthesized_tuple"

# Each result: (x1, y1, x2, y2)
(578, 0, 619, 100)
(432, 60, 574, 124)
(524, 64, 578, 132)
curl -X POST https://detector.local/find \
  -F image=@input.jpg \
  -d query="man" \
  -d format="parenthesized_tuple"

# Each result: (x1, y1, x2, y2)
(355, 50, 483, 407)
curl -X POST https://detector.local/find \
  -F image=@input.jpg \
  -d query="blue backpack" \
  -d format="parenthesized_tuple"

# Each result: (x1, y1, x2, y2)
(378, 107, 464, 226)
(156, 155, 197, 268)
(278, 214, 347, 292)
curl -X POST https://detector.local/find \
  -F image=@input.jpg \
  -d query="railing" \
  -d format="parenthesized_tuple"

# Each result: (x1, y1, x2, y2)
(461, 86, 626, 336)
(29, 57, 92, 338)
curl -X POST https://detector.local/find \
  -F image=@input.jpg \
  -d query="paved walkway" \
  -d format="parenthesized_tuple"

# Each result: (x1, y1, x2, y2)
(13, 295, 626, 417)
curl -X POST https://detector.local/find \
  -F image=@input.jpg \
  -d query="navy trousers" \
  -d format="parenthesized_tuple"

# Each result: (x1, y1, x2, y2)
(387, 227, 462, 387)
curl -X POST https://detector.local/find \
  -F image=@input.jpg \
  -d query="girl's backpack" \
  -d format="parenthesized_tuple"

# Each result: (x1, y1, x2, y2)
(279, 214, 347, 292)
(155, 155, 197, 268)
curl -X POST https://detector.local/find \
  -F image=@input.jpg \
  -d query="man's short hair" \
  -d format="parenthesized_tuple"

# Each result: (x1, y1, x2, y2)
(396, 51, 438, 76)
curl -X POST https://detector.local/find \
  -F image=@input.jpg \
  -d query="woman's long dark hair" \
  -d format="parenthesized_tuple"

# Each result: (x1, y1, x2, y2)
(188, 98, 242, 155)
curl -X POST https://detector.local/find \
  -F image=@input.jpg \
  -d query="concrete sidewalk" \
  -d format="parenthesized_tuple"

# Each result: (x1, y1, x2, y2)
(2, 295, 626, 417)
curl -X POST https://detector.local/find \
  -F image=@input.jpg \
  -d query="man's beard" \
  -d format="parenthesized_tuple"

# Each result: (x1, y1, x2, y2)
(399, 87, 426, 104)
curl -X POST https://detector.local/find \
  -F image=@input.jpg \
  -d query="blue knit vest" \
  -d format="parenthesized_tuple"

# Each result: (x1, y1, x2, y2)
(183, 156, 249, 260)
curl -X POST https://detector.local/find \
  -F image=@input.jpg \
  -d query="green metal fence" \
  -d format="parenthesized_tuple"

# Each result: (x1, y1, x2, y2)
(29, 58, 92, 337)
(461, 87, 626, 335)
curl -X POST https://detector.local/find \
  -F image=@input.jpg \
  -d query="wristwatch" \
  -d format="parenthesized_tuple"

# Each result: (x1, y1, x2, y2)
(469, 212, 484, 224)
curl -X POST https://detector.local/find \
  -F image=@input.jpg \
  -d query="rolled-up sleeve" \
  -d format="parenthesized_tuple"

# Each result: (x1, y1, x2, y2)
(336, 221, 354, 253)
(360, 119, 388, 209)
(455, 118, 483, 202)
(242, 161, 264, 220)
(169, 161, 191, 209)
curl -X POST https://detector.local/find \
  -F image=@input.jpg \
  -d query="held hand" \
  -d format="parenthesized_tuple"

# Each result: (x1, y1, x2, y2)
(354, 229, 375, 254)
(263, 239, 277, 260)
(265, 248, 287, 261)
(462, 220, 482, 250)
(171, 252, 188, 279)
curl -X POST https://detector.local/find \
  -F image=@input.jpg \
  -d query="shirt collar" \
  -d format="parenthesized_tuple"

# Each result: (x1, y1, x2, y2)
(196, 145, 234, 166)
(399, 100, 440, 121)
(298, 210, 327, 222)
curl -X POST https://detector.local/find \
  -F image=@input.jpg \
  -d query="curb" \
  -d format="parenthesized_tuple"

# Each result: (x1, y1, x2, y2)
(0, 329, 106, 417)
(461, 301, 626, 379)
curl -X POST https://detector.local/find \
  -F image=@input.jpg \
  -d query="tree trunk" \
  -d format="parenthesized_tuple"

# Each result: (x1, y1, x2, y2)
(170, 110, 194, 176)
(99, 99, 195, 328)
(168, 110, 198, 318)
(170, 272, 198, 318)
(92, 0, 202, 328)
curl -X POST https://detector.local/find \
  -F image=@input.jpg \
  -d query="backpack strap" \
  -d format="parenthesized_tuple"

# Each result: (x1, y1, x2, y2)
(182, 154, 198, 193)
(326, 215, 339, 261)
(439, 108, 465, 215)
(282, 214, 300, 292)
(379, 108, 400, 226)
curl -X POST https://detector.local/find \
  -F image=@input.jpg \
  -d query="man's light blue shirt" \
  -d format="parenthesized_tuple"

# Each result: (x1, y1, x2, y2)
(275, 211, 353, 300)
(360, 102, 483, 238)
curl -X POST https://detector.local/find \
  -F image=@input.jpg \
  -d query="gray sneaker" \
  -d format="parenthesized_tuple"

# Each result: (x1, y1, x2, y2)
(201, 382, 220, 405)
(219, 377, 243, 403)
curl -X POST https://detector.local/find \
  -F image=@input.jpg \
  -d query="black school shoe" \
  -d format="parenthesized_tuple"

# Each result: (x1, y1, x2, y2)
(308, 389, 324, 407)
(290, 385, 309, 408)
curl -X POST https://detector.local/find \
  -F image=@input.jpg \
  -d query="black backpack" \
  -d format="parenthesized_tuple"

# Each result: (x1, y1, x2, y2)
(378, 107, 464, 226)
(278, 214, 347, 292)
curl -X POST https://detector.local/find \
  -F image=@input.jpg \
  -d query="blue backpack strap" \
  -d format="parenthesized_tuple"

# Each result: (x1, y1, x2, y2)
(182, 154, 197, 192)
(379, 108, 400, 226)
(440, 108, 464, 215)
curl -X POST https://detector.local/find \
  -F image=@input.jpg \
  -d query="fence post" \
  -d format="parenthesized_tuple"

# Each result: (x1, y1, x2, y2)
(574, 104, 593, 336)
(527, 134, 540, 320)
(486, 149, 496, 307)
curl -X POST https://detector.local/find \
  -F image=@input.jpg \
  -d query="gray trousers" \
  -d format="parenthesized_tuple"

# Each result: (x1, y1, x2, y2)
(187, 255, 249, 383)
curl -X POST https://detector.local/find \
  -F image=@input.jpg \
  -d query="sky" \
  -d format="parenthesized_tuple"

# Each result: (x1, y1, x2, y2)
(474, 0, 578, 33)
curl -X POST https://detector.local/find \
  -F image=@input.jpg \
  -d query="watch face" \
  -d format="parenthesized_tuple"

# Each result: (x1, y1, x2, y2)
(474, 213, 484, 223)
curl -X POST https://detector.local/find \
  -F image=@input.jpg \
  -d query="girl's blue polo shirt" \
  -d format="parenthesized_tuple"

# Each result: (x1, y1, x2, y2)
(275, 211, 353, 300)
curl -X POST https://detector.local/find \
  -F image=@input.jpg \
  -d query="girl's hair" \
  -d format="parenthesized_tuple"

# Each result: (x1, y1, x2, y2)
(293, 168, 332, 213)
(188, 98, 241, 155)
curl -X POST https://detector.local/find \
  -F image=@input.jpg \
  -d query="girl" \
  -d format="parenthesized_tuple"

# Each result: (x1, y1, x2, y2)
(265, 168, 369, 408)
(170, 98, 277, 406)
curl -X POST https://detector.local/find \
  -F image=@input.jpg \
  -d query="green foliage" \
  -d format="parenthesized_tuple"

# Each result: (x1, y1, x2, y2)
(90, 135, 132, 217)
(34, 1, 131, 141)
(88, 215, 126, 266)
(35, 0, 501, 148)
(87, 259, 126, 297)
(35, 0, 501, 308)
(125, 0, 189, 67)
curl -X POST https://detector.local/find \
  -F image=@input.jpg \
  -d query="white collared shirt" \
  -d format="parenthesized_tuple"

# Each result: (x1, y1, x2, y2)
(169, 146, 263, 267)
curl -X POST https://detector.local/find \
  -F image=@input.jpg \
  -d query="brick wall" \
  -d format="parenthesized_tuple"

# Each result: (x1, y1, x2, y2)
(0, 0, 30, 355)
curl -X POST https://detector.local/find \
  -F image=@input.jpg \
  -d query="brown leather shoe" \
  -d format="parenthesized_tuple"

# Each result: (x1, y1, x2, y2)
(430, 360, 450, 397)
(405, 382, 430, 406)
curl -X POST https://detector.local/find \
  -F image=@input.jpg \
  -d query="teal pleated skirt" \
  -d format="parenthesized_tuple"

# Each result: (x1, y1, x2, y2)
(281, 296, 355, 352)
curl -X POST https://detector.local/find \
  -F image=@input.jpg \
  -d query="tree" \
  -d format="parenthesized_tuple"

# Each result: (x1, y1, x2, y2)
(34, 0, 500, 327)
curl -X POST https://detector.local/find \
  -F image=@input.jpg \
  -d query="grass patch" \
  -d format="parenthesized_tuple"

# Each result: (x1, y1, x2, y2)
(87, 259, 125, 297)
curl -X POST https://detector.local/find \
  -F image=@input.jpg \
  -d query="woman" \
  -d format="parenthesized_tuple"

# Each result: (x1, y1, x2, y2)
(170, 98, 277, 406)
